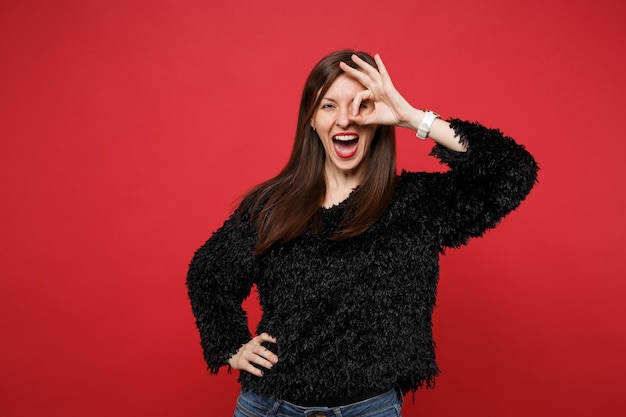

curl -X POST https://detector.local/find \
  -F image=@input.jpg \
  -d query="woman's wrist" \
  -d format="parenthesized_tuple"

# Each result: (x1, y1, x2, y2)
(400, 107, 425, 131)
(402, 107, 440, 140)
(416, 110, 441, 140)
(402, 108, 466, 152)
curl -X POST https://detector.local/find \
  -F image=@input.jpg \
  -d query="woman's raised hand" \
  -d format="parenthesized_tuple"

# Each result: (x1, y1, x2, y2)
(227, 333, 278, 377)
(339, 53, 417, 129)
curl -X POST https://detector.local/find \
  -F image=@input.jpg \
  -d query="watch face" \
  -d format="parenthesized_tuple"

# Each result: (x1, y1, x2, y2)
(422, 112, 439, 125)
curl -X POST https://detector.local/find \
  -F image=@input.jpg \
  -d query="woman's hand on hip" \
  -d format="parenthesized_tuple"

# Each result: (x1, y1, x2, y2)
(227, 333, 278, 377)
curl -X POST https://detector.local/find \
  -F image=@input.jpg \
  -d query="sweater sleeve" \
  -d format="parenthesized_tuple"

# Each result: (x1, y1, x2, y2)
(416, 118, 538, 249)
(186, 207, 258, 374)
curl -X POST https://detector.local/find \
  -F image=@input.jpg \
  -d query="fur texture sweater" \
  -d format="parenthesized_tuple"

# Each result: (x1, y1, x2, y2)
(186, 119, 538, 403)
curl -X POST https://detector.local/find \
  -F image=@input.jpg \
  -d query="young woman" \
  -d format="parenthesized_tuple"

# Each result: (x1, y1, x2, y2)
(187, 50, 538, 417)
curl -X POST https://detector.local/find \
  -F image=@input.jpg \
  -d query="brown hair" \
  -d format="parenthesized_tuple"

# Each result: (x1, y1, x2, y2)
(241, 50, 397, 255)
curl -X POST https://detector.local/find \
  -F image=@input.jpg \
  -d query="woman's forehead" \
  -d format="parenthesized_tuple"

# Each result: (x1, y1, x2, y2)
(322, 74, 366, 99)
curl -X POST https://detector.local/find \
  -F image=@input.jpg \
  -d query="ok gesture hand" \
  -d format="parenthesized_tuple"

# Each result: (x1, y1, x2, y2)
(339, 54, 416, 129)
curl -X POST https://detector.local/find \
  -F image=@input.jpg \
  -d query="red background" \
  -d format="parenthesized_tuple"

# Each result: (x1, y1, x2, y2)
(2, 1, 625, 416)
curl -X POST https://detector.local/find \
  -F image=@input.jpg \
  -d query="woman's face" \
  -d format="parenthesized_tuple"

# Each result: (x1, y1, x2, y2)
(311, 74, 377, 181)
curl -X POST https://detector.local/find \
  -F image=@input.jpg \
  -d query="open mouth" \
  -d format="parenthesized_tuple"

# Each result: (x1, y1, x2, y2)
(332, 133, 359, 159)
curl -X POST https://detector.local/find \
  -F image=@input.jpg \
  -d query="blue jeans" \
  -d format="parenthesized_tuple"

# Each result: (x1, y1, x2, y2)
(233, 387, 403, 417)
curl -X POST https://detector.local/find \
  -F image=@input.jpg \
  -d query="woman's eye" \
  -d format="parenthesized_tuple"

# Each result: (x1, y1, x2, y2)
(321, 103, 335, 109)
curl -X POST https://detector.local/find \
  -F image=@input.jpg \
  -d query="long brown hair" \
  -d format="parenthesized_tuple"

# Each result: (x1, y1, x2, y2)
(241, 50, 397, 255)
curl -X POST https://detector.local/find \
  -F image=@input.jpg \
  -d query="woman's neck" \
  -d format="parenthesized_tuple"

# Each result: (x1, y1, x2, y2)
(323, 169, 362, 208)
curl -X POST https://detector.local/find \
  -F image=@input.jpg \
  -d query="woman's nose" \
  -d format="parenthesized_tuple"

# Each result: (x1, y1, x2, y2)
(336, 105, 352, 128)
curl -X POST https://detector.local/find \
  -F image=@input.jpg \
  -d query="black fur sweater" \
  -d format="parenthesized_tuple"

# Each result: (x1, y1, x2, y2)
(186, 119, 538, 403)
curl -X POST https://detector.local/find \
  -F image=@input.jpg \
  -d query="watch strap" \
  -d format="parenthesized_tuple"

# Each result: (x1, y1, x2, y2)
(416, 110, 440, 140)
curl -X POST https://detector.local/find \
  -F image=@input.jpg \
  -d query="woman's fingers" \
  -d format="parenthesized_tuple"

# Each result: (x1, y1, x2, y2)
(251, 335, 279, 365)
(340, 53, 413, 127)
(229, 333, 278, 377)
(350, 89, 373, 116)
(256, 332, 277, 344)
(350, 53, 381, 79)
(238, 348, 273, 377)
(246, 334, 279, 368)
(339, 60, 370, 86)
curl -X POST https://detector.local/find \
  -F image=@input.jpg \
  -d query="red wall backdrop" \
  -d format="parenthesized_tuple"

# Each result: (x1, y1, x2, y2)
(2, 1, 625, 416)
